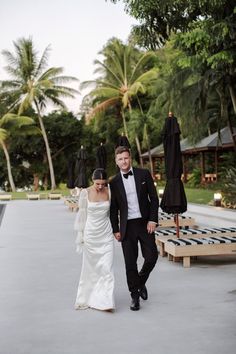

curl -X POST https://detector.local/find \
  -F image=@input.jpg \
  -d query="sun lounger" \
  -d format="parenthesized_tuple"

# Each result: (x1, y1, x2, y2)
(27, 194, 40, 200)
(164, 235, 236, 267)
(48, 193, 62, 200)
(159, 212, 196, 228)
(0, 194, 12, 201)
(155, 227, 236, 256)
(63, 197, 79, 211)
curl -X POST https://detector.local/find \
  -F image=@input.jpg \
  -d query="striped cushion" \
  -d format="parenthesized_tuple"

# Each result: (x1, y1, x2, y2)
(159, 212, 192, 221)
(166, 236, 236, 246)
(155, 227, 236, 237)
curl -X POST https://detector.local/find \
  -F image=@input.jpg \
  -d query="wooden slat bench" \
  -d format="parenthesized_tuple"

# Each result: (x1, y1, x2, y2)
(155, 227, 236, 257)
(159, 212, 196, 228)
(164, 235, 236, 268)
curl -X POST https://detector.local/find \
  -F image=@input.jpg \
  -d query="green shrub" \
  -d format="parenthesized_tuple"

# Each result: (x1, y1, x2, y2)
(221, 167, 236, 209)
(186, 168, 202, 187)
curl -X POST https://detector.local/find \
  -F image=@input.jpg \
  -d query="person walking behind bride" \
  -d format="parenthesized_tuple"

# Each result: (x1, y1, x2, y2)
(74, 168, 115, 311)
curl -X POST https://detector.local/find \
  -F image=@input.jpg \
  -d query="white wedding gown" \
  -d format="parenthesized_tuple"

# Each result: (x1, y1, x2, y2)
(74, 189, 115, 310)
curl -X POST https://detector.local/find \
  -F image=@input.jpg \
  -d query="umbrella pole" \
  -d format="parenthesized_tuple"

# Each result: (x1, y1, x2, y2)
(174, 213, 180, 238)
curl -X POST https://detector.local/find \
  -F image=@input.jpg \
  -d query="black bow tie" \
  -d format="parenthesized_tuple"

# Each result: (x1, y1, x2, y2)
(123, 170, 133, 179)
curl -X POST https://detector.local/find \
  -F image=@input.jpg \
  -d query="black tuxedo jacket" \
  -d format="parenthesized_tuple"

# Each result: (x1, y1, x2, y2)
(110, 167, 159, 241)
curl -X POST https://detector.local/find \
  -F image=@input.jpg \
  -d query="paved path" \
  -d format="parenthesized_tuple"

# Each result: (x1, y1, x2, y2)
(0, 200, 236, 354)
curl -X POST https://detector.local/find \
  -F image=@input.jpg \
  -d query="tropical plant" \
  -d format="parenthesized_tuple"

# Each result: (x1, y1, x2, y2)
(112, 0, 236, 147)
(221, 167, 236, 208)
(0, 113, 39, 191)
(80, 38, 158, 161)
(0, 37, 78, 189)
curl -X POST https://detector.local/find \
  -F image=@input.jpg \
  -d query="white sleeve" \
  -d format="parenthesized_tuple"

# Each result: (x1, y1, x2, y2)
(74, 189, 87, 253)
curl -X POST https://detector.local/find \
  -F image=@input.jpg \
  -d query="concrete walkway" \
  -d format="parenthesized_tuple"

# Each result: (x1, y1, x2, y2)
(0, 200, 235, 354)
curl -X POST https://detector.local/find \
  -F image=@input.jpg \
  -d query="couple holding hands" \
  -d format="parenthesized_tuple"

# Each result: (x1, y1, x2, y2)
(74, 145, 159, 312)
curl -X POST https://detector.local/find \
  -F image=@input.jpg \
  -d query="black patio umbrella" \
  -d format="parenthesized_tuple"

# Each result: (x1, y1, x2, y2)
(96, 143, 107, 169)
(115, 134, 131, 148)
(74, 145, 88, 188)
(66, 158, 75, 189)
(160, 114, 187, 237)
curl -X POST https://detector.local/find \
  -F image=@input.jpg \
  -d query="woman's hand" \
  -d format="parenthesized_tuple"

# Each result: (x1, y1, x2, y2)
(114, 232, 121, 241)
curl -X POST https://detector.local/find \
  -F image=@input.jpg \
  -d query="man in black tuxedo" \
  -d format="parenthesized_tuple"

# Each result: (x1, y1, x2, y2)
(110, 146, 159, 311)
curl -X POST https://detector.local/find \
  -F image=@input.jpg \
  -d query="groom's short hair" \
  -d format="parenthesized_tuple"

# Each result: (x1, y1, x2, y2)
(115, 146, 131, 156)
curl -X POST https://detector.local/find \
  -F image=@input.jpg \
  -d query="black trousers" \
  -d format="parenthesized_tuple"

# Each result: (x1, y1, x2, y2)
(121, 218, 158, 297)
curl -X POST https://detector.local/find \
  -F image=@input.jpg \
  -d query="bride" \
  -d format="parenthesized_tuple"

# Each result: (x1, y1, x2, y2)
(74, 168, 115, 311)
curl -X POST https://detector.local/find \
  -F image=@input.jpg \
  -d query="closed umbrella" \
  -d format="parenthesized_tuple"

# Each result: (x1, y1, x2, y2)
(66, 158, 75, 189)
(96, 143, 107, 169)
(74, 145, 88, 188)
(116, 134, 131, 148)
(160, 114, 187, 237)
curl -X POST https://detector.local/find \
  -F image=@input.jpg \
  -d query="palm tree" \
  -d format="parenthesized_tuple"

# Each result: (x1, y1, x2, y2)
(0, 37, 78, 189)
(0, 113, 39, 191)
(81, 39, 157, 150)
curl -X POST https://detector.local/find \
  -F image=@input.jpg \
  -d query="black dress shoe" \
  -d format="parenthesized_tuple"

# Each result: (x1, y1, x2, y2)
(130, 297, 140, 311)
(139, 285, 148, 300)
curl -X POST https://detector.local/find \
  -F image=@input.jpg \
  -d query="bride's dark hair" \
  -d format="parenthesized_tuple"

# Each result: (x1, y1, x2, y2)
(92, 168, 107, 180)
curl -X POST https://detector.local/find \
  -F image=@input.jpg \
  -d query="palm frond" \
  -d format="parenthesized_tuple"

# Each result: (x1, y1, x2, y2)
(51, 75, 79, 85)
(0, 128, 8, 140)
(14, 125, 41, 136)
(38, 67, 64, 81)
(93, 59, 123, 87)
(89, 87, 120, 99)
(86, 97, 119, 121)
(80, 80, 97, 91)
(134, 69, 158, 84)
(35, 45, 51, 77)
(129, 82, 146, 96)
(130, 52, 156, 83)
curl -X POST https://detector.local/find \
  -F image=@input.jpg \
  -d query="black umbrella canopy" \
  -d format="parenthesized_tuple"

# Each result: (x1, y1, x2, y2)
(66, 158, 75, 189)
(74, 146, 88, 188)
(96, 143, 107, 169)
(160, 115, 187, 215)
(115, 134, 131, 148)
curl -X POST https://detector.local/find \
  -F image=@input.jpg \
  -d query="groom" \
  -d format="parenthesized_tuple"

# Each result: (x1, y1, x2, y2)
(110, 146, 159, 311)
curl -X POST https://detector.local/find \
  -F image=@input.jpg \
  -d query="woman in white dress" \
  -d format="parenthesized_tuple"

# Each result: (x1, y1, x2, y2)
(74, 168, 115, 311)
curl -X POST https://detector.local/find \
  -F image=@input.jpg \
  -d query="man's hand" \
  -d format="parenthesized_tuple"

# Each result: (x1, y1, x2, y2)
(147, 221, 156, 234)
(114, 232, 121, 241)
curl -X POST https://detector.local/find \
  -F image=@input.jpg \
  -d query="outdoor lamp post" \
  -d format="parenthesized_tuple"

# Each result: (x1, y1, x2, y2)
(214, 193, 222, 207)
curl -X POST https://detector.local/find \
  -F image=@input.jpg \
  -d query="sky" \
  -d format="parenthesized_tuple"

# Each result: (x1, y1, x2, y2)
(0, 0, 137, 113)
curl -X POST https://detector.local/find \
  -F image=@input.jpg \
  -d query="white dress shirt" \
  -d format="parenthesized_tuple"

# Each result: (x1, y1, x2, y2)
(121, 169, 142, 220)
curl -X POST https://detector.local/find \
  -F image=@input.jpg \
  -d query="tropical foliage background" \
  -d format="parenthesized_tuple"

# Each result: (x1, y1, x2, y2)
(0, 1, 235, 206)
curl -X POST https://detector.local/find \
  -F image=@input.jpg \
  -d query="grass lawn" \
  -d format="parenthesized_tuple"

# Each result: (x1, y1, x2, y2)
(185, 188, 214, 205)
(1, 189, 70, 200)
(2, 186, 216, 205)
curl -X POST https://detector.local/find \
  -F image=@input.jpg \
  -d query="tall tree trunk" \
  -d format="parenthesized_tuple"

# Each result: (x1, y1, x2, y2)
(228, 81, 236, 149)
(33, 174, 39, 191)
(0, 140, 16, 192)
(229, 83, 236, 114)
(147, 141, 154, 177)
(228, 71, 236, 114)
(121, 109, 128, 137)
(135, 135, 143, 167)
(216, 87, 236, 152)
(35, 102, 56, 189)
